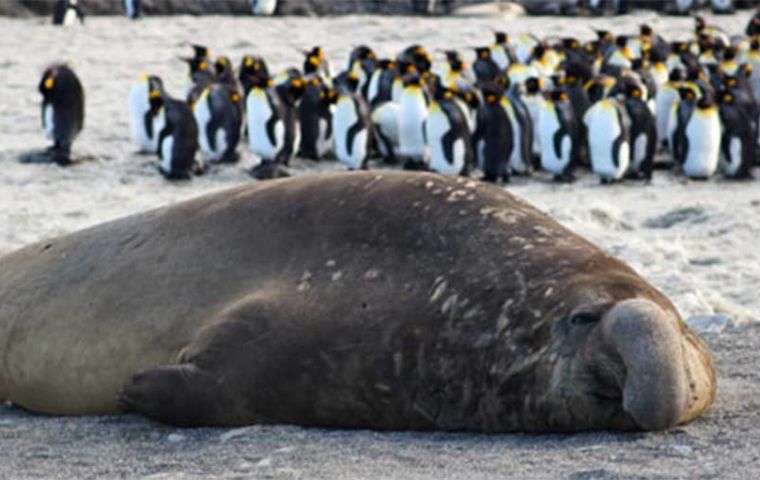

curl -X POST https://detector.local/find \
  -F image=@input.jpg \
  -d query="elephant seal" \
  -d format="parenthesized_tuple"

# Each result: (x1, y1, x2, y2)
(0, 172, 715, 432)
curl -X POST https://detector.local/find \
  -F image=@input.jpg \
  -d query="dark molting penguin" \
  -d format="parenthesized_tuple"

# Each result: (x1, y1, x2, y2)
(150, 78, 201, 180)
(38, 64, 85, 166)
(128, 73, 165, 153)
(331, 73, 372, 171)
(718, 90, 755, 179)
(299, 76, 334, 160)
(622, 84, 657, 180)
(246, 74, 305, 179)
(474, 83, 512, 183)
(583, 97, 630, 184)
(473, 47, 501, 85)
(425, 80, 474, 176)
(52, 0, 84, 26)
(538, 90, 579, 181)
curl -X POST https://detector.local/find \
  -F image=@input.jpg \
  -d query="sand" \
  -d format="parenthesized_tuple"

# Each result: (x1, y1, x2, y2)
(0, 10, 759, 479)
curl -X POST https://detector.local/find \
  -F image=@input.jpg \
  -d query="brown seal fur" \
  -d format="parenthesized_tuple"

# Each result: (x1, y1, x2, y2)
(0, 172, 715, 431)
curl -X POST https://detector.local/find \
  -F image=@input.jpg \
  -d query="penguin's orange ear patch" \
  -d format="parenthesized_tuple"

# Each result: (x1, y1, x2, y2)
(244, 57, 254, 67)
(44, 77, 55, 89)
(199, 61, 208, 71)
(559, 92, 569, 101)
(231, 93, 240, 102)
(631, 88, 642, 98)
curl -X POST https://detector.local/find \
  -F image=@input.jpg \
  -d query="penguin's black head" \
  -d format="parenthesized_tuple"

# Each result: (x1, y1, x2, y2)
(640, 24, 653, 37)
(615, 36, 629, 49)
(694, 16, 706, 33)
(549, 89, 570, 103)
(305, 46, 325, 61)
(241, 55, 269, 79)
(475, 47, 492, 60)
(480, 83, 503, 105)
(723, 46, 737, 62)
(494, 31, 508, 45)
(561, 38, 580, 51)
(215, 56, 233, 76)
(531, 43, 547, 61)
(444, 50, 460, 63)
(304, 54, 321, 75)
(39, 66, 59, 97)
(696, 92, 715, 110)
(678, 87, 697, 102)
(751, 38, 760, 51)
(378, 59, 395, 71)
(623, 83, 643, 100)
(191, 44, 210, 60)
(335, 70, 361, 93)
(283, 75, 305, 101)
(584, 41, 599, 56)
(525, 77, 542, 95)
(595, 30, 612, 42)
(182, 57, 211, 76)
(402, 73, 424, 89)
(352, 45, 375, 61)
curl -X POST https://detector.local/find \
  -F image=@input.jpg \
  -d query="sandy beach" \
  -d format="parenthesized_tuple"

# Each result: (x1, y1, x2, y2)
(1, 10, 760, 479)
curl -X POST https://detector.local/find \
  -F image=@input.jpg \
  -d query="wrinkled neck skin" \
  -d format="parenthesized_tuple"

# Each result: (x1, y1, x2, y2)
(523, 272, 716, 432)
(469, 265, 716, 433)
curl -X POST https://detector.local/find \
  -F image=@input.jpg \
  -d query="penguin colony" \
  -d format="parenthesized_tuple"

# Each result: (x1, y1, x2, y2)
(49, 11, 760, 182)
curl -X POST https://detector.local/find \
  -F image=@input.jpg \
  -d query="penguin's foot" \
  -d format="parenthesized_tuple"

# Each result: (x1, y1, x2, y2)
(403, 160, 429, 171)
(553, 173, 575, 183)
(161, 169, 193, 181)
(193, 161, 208, 176)
(250, 161, 290, 180)
(218, 151, 240, 164)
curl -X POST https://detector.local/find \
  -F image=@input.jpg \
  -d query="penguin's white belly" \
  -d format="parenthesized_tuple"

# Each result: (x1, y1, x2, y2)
(632, 133, 648, 171)
(247, 90, 281, 161)
(128, 83, 155, 152)
(585, 103, 629, 180)
(398, 94, 428, 160)
(317, 116, 332, 158)
(62, 9, 78, 26)
(194, 92, 218, 160)
(524, 96, 543, 156)
(367, 71, 382, 105)
(538, 107, 569, 175)
(159, 135, 174, 174)
(503, 101, 528, 174)
(333, 97, 363, 168)
(43, 104, 55, 140)
(372, 102, 400, 158)
(491, 46, 510, 71)
(251, 0, 278, 15)
(125, 0, 136, 18)
(655, 88, 678, 144)
(684, 111, 721, 178)
(426, 108, 462, 175)
(721, 136, 743, 176)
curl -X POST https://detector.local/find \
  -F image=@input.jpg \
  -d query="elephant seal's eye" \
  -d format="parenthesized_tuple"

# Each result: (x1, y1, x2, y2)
(570, 312, 599, 326)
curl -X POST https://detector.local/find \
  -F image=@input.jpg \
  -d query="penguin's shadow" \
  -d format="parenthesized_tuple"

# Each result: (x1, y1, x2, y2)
(18, 150, 96, 166)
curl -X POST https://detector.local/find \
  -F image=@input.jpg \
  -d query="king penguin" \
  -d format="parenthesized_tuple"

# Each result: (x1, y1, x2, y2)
(330, 73, 372, 171)
(193, 81, 243, 164)
(718, 89, 755, 179)
(622, 84, 656, 180)
(502, 80, 534, 175)
(150, 78, 201, 180)
(247, 74, 305, 179)
(38, 64, 85, 165)
(538, 90, 579, 181)
(671, 90, 722, 179)
(425, 79, 474, 176)
(473, 83, 512, 183)
(128, 73, 166, 153)
(583, 97, 630, 183)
